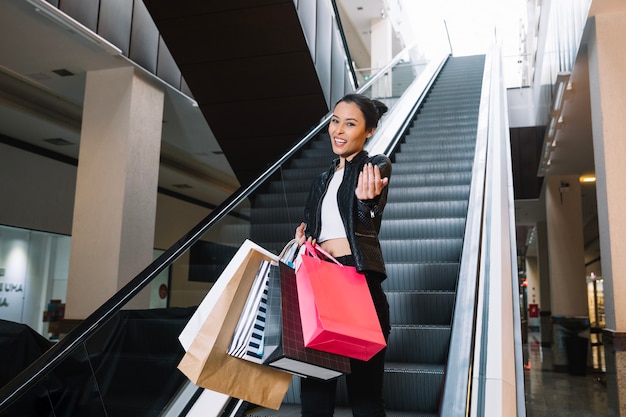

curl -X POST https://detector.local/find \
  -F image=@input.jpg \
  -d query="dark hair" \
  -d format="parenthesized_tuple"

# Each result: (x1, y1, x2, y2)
(335, 93, 388, 131)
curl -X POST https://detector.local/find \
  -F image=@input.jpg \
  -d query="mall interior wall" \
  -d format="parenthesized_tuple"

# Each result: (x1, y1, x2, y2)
(0, 139, 242, 326)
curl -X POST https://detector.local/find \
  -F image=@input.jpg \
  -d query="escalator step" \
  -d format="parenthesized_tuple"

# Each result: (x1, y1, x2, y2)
(254, 192, 308, 207)
(386, 291, 455, 325)
(267, 179, 311, 193)
(386, 325, 451, 364)
(379, 218, 466, 239)
(381, 238, 463, 263)
(280, 166, 327, 180)
(413, 117, 478, 127)
(423, 97, 478, 107)
(417, 108, 479, 119)
(301, 147, 336, 160)
(387, 186, 470, 202)
(398, 141, 476, 153)
(382, 363, 445, 413)
(390, 161, 474, 175)
(394, 150, 475, 163)
(388, 172, 472, 187)
(421, 103, 479, 112)
(251, 206, 305, 223)
(383, 262, 459, 291)
(383, 201, 468, 219)
(248, 223, 294, 244)
(289, 158, 337, 169)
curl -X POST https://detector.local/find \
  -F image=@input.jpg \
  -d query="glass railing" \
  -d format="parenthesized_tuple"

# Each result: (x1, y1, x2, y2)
(0, 43, 442, 416)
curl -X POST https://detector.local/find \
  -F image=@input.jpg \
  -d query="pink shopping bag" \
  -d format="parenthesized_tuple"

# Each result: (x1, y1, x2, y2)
(295, 242, 386, 361)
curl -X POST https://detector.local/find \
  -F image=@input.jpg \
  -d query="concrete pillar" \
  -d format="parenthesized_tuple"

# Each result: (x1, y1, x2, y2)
(587, 8, 626, 415)
(545, 175, 588, 369)
(370, 16, 393, 98)
(65, 67, 164, 319)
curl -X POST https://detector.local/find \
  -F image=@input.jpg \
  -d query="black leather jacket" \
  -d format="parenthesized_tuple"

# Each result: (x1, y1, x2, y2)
(304, 151, 392, 279)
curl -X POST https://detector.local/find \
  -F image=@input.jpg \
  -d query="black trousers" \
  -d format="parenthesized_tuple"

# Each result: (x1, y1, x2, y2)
(300, 255, 390, 417)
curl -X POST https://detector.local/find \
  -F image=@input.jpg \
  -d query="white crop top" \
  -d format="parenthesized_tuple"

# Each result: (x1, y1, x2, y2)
(318, 168, 347, 243)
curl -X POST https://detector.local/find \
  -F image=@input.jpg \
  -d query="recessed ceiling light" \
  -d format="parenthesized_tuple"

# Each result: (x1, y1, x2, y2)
(44, 138, 74, 146)
(52, 68, 74, 77)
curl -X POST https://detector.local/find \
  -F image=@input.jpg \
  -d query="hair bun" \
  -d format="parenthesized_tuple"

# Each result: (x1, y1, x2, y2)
(372, 100, 388, 118)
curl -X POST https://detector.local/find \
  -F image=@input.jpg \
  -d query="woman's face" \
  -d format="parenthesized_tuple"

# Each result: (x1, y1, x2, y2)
(328, 101, 374, 162)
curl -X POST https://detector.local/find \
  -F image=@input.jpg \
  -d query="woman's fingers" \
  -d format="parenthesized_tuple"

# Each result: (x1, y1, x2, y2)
(295, 222, 307, 245)
(356, 163, 388, 200)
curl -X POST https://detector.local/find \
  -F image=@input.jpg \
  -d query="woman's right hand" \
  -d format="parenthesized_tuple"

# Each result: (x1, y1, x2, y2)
(295, 222, 308, 247)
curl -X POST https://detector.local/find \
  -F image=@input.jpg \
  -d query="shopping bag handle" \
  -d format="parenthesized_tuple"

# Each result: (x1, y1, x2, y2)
(304, 241, 343, 267)
(279, 239, 299, 267)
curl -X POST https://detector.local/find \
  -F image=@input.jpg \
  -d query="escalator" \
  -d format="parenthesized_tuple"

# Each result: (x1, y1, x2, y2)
(245, 55, 485, 416)
(0, 54, 491, 416)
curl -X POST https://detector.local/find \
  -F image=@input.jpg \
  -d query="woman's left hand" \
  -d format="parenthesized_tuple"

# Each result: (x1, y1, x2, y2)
(355, 162, 389, 200)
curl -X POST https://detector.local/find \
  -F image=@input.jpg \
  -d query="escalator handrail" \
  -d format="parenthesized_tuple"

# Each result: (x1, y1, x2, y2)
(439, 50, 494, 416)
(0, 45, 425, 412)
(472, 45, 526, 417)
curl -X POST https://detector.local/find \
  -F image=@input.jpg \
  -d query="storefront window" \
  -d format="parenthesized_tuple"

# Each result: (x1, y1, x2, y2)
(0, 224, 70, 339)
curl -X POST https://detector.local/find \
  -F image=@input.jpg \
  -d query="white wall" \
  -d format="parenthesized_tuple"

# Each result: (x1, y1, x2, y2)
(0, 226, 70, 335)
(0, 143, 76, 235)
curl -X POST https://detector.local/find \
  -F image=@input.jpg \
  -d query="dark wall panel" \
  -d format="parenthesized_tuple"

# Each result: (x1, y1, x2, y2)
(142, 0, 285, 21)
(182, 52, 322, 106)
(156, 37, 182, 90)
(153, 4, 308, 66)
(59, 0, 100, 32)
(99, 0, 133, 55)
(130, 0, 160, 73)
(510, 126, 545, 200)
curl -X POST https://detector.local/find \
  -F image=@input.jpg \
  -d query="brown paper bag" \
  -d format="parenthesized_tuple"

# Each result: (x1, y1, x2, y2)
(177, 241, 292, 410)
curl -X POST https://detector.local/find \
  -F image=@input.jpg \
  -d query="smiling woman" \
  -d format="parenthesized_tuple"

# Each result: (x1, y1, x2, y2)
(293, 93, 392, 417)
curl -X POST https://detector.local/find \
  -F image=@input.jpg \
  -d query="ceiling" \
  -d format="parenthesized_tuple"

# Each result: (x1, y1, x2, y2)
(0, 0, 600, 266)
(0, 0, 244, 208)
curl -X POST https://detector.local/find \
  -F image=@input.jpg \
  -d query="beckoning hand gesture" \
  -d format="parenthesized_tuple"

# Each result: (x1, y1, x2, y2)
(355, 162, 388, 200)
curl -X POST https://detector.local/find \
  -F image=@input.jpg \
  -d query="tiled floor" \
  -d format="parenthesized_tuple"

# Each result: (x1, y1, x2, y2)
(524, 331, 613, 417)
